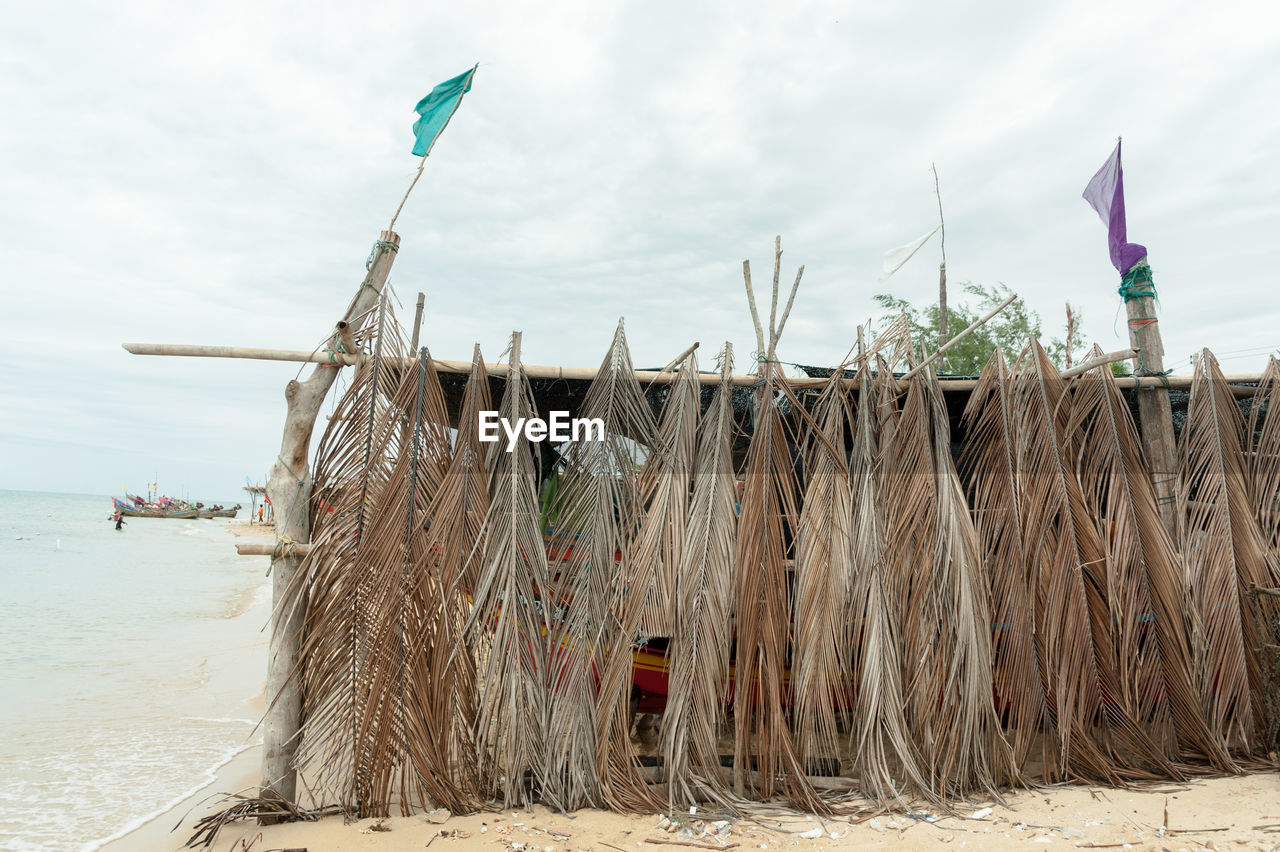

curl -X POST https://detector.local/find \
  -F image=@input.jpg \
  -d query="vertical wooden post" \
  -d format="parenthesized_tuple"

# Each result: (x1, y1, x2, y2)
(410, 292, 426, 352)
(932, 163, 948, 350)
(403, 292, 427, 446)
(1064, 302, 1075, 370)
(1122, 260, 1178, 535)
(259, 230, 401, 819)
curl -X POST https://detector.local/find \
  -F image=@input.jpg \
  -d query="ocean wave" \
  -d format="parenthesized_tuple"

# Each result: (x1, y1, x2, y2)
(222, 581, 272, 619)
(78, 743, 254, 852)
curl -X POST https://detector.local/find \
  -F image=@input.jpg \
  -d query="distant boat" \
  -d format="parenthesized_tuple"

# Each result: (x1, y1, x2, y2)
(113, 496, 199, 519)
(196, 504, 241, 519)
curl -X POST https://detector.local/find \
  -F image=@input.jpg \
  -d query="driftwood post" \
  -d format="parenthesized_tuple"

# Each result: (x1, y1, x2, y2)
(259, 230, 401, 818)
(1122, 260, 1178, 535)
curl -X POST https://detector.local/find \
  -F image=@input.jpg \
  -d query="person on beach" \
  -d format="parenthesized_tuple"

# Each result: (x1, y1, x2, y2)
(114, 513, 126, 531)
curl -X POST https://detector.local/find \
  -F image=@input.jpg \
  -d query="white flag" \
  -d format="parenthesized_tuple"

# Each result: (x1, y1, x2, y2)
(878, 225, 940, 283)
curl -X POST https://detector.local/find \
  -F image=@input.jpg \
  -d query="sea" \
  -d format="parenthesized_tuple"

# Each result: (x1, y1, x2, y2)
(0, 490, 271, 852)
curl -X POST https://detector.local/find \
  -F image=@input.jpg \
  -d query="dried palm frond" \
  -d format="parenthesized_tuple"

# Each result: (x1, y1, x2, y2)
(731, 361, 821, 810)
(1069, 346, 1232, 771)
(961, 348, 1050, 775)
(402, 345, 494, 807)
(543, 320, 657, 811)
(1247, 356, 1280, 551)
(440, 345, 496, 598)
(792, 368, 854, 768)
(308, 297, 406, 535)
(347, 349, 455, 816)
(1016, 340, 1168, 783)
(287, 297, 408, 808)
(462, 332, 550, 808)
(631, 350, 701, 637)
(846, 362, 926, 804)
(1180, 349, 1277, 752)
(597, 346, 701, 812)
(880, 358, 1013, 799)
(401, 349, 485, 813)
(661, 344, 738, 808)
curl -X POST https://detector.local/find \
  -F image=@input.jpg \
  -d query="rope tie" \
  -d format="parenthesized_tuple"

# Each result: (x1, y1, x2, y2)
(1118, 260, 1157, 303)
(1132, 348, 1172, 388)
(1115, 263, 1170, 388)
(365, 239, 399, 270)
(753, 352, 815, 371)
(264, 454, 309, 577)
(273, 536, 299, 560)
(276, 454, 306, 488)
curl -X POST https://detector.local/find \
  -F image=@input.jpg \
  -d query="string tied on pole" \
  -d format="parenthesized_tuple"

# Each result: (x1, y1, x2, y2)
(1118, 260, 1157, 303)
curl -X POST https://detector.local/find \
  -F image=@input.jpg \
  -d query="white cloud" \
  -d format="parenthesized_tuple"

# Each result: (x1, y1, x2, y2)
(2, 0, 1277, 494)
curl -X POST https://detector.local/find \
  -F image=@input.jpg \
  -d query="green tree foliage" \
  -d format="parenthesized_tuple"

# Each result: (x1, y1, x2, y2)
(874, 283, 1085, 375)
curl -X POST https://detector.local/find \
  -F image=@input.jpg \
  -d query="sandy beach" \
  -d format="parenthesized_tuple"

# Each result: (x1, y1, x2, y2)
(93, 520, 1280, 852)
(115, 770, 1280, 851)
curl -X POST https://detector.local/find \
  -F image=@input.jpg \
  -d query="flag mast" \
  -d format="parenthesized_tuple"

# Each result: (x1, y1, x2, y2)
(1114, 138, 1177, 535)
(389, 63, 478, 232)
(1083, 137, 1178, 534)
(258, 65, 478, 819)
(1123, 261, 1177, 534)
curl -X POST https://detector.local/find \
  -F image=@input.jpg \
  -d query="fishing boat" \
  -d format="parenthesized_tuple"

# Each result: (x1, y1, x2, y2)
(113, 496, 199, 519)
(212, 504, 241, 518)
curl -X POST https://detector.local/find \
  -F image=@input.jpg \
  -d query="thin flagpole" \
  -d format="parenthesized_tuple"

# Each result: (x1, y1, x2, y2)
(388, 63, 478, 231)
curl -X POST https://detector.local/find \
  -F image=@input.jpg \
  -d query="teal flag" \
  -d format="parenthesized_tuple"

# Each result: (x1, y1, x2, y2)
(411, 66, 476, 157)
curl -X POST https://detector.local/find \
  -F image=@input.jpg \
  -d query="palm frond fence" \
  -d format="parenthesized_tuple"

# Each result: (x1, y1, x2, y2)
(126, 235, 1280, 828)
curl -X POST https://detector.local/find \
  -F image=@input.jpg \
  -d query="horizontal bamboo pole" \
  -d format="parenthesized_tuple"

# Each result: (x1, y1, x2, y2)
(900, 293, 1018, 381)
(122, 342, 1263, 392)
(237, 541, 312, 557)
(1060, 348, 1138, 378)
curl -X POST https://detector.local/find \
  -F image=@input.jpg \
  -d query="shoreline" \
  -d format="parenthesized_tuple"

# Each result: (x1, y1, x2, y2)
(96, 745, 262, 852)
(92, 520, 1280, 850)
(98, 521, 274, 852)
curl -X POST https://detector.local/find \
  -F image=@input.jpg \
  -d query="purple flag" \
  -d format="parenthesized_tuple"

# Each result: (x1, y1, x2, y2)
(1082, 140, 1147, 275)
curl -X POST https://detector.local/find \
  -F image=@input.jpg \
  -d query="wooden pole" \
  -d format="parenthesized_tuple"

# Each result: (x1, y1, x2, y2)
(741, 260, 766, 365)
(1122, 259, 1179, 534)
(237, 541, 313, 557)
(1064, 303, 1076, 370)
(768, 236, 781, 346)
(258, 230, 401, 820)
(336, 321, 356, 358)
(899, 292, 1018, 381)
(933, 163, 948, 351)
(410, 292, 426, 352)
(121, 340, 1262, 393)
(1060, 347, 1137, 378)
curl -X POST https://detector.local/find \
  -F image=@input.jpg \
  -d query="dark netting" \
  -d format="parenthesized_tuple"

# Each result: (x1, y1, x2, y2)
(436, 360, 1253, 457)
(439, 368, 761, 439)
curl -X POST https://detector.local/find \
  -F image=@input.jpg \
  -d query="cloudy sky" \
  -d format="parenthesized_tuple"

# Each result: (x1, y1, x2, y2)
(2, 0, 1277, 499)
